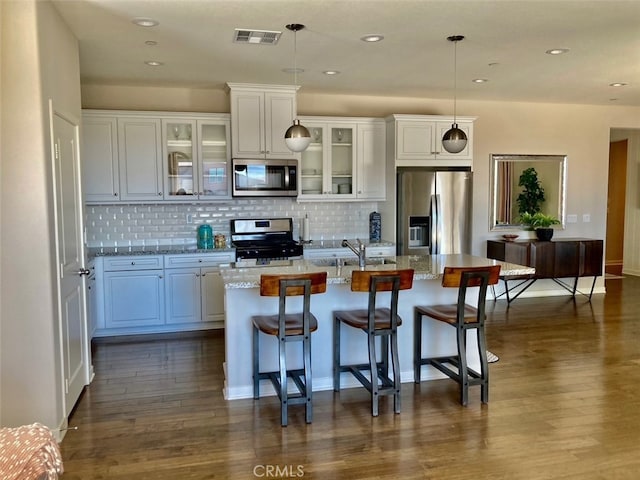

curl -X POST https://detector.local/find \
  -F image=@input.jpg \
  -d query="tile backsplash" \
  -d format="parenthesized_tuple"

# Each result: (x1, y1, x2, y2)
(85, 199, 379, 247)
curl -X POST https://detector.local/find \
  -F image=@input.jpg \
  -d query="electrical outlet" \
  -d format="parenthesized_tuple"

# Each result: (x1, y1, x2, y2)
(567, 214, 578, 223)
(186, 213, 193, 224)
(582, 214, 591, 223)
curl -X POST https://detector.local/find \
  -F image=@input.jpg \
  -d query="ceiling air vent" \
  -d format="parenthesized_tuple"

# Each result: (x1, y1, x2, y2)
(234, 29, 282, 45)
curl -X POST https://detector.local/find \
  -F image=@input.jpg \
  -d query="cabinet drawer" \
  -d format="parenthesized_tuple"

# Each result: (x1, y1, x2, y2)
(165, 253, 234, 268)
(367, 246, 396, 257)
(103, 255, 164, 271)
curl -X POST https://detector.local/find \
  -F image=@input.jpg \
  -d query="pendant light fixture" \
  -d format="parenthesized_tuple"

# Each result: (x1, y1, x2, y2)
(442, 35, 468, 154)
(284, 23, 311, 153)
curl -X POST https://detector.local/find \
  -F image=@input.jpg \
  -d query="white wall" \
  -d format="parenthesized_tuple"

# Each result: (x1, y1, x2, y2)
(0, 0, 81, 431)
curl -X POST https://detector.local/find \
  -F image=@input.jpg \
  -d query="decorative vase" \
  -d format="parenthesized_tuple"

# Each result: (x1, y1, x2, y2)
(535, 228, 554, 241)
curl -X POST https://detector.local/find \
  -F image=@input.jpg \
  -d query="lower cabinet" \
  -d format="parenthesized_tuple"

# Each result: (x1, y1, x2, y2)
(96, 252, 233, 337)
(104, 268, 165, 329)
(164, 253, 233, 327)
(303, 244, 395, 260)
(163, 265, 227, 325)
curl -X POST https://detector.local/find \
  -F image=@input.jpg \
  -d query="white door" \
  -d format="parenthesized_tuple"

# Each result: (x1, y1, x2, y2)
(51, 105, 91, 418)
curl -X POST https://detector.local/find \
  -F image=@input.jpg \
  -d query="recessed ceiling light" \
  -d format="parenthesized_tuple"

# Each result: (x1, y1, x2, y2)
(361, 34, 384, 42)
(144, 60, 164, 66)
(472, 78, 489, 83)
(609, 82, 628, 87)
(323, 70, 340, 76)
(546, 48, 569, 55)
(132, 17, 159, 27)
(145, 40, 158, 46)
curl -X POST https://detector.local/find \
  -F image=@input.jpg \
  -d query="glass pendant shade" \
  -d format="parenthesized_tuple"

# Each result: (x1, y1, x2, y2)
(284, 119, 311, 152)
(442, 34, 467, 154)
(442, 123, 467, 154)
(284, 23, 310, 153)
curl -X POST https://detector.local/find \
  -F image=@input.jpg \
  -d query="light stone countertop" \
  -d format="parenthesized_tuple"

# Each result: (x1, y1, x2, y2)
(87, 245, 235, 259)
(221, 254, 535, 289)
(302, 239, 395, 250)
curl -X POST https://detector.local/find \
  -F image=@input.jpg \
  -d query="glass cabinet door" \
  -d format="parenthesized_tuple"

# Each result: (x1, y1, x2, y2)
(164, 120, 196, 198)
(198, 122, 229, 198)
(330, 126, 354, 196)
(300, 125, 325, 195)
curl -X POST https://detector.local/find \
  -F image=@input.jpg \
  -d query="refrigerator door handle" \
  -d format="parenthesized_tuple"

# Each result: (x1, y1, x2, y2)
(430, 194, 440, 254)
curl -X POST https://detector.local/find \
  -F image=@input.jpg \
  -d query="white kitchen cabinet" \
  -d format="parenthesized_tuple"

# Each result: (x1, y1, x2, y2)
(82, 110, 231, 203)
(117, 116, 164, 201)
(298, 119, 357, 199)
(81, 115, 120, 202)
(303, 244, 395, 260)
(387, 114, 475, 167)
(355, 120, 386, 200)
(162, 116, 231, 200)
(103, 256, 165, 329)
(164, 253, 234, 327)
(228, 83, 298, 160)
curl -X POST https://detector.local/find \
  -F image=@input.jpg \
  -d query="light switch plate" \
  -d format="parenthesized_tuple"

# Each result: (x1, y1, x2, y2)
(583, 214, 591, 223)
(567, 214, 578, 223)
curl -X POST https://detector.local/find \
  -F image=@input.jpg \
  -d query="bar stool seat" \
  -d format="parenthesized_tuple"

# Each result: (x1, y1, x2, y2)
(252, 272, 327, 427)
(333, 269, 414, 417)
(414, 265, 501, 406)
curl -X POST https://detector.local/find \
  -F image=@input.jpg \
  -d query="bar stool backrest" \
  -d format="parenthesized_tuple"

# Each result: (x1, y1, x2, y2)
(441, 265, 501, 326)
(350, 269, 415, 293)
(260, 272, 328, 297)
(258, 272, 328, 338)
(351, 269, 415, 331)
(441, 265, 501, 288)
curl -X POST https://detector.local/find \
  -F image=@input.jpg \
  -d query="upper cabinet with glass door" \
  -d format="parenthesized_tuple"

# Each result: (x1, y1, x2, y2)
(162, 115, 231, 201)
(299, 119, 356, 199)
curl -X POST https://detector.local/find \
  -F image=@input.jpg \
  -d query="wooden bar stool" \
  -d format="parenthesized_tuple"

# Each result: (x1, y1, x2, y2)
(414, 265, 501, 406)
(333, 269, 414, 416)
(252, 272, 327, 426)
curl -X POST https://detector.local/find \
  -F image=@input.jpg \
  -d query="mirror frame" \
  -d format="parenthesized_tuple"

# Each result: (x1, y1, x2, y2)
(490, 154, 567, 231)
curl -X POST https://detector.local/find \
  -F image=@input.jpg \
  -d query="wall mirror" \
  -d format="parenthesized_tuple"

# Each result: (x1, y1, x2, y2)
(490, 154, 567, 231)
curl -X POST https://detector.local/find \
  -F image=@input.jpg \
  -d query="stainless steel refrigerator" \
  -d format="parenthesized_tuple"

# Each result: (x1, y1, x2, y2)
(396, 168, 472, 255)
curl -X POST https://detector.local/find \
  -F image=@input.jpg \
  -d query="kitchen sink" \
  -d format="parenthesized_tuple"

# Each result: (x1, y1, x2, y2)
(310, 257, 396, 267)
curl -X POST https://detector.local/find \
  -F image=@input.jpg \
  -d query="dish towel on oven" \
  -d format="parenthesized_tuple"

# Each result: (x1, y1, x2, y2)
(0, 423, 63, 479)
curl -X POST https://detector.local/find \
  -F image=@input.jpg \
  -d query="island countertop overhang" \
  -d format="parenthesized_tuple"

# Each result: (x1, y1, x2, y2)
(221, 254, 534, 289)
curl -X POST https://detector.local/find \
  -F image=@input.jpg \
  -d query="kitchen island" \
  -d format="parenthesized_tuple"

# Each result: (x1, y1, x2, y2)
(221, 254, 534, 400)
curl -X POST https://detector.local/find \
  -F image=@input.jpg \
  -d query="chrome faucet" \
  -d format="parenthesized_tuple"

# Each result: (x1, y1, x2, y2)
(342, 239, 366, 269)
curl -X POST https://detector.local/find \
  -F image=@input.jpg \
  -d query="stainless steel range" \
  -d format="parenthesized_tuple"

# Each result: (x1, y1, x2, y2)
(230, 218, 303, 266)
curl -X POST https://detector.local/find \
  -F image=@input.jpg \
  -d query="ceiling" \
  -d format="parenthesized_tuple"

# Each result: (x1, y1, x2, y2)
(51, 0, 640, 106)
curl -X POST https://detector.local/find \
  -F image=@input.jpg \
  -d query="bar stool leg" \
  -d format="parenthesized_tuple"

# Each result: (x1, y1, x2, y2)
(278, 337, 288, 427)
(414, 310, 423, 383)
(368, 330, 379, 417)
(380, 333, 389, 380)
(457, 327, 469, 406)
(390, 329, 401, 414)
(476, 326, 489, 404)
(303, 331, 313, 424)
(253, 325, 260, 400)
(333, 315, 341, 392)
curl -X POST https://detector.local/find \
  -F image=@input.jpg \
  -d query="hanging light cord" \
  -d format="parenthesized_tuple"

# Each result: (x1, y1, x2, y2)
(293, 28, 298, 88)
(452, 37, 458, 124)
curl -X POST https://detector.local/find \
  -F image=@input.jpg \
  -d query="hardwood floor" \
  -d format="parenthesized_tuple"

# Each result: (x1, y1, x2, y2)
(60, 277, 640, 479)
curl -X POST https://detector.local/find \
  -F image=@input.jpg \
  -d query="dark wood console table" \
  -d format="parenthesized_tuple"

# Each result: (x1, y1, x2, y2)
(486, 238, 603, 302)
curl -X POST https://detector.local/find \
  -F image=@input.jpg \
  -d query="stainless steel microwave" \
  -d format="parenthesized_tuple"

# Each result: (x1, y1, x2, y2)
(232, 159, 298, 197)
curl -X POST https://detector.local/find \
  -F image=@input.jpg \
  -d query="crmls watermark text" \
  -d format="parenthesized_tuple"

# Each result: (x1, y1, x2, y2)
(253, 464, 305, 477)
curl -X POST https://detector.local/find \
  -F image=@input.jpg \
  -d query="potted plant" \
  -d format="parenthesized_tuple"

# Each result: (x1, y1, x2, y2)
(519, 212, 560, 241)
(516, 167, 545, 216)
